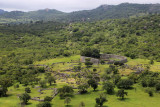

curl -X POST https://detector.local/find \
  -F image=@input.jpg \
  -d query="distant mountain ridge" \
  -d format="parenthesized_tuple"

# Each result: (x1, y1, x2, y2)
(0, 3, 160, 23)
(0, 9, 7, 15)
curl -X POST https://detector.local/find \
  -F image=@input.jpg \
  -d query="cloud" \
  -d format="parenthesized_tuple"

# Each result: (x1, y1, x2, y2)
(0, 0, 160, 12)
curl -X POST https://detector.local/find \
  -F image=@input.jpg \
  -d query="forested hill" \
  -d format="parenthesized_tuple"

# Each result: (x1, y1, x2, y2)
(0, 14, 160, 65)
(0, 3, 160, 23)
(0, 9, 6, 14)
(62, 3, 160, 22)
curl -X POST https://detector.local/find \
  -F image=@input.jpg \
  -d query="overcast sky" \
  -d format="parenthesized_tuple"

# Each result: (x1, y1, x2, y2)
(0, 0, 160, 12)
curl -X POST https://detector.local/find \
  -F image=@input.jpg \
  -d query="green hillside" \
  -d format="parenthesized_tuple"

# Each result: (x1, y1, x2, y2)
(0, 3, 160, 23)
(0, 12, 160, 107)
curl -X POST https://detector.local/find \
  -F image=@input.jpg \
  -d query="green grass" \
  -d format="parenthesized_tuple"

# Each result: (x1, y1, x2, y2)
(1, 83, 160, 107)
(1, 56, 160, 107)
(34, 55, 80, 65)
(52, 84, 160, 107)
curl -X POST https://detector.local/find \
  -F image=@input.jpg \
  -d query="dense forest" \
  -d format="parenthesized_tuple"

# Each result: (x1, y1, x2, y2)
(0, 14, 160, 64)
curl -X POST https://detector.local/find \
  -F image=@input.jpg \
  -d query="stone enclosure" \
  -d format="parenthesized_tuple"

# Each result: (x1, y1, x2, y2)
(80, 54, 128, 64)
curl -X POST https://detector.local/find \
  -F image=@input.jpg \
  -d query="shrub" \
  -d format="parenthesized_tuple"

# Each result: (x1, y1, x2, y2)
(95, 93, 107, 107)
(155, 82, 160, 91)
(44, 96, 53, 102)
(37, 102, 52, 107)
(117, 79, 133, 89)
(25, 87, 31, 93)
(59, 86, 74, 99)
(103, 82, 114, 94)
(116, 89, 128, 99)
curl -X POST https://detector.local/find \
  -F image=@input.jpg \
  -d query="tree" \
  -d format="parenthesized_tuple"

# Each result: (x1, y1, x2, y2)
(91, 83, 98, 91)
(113, 74, 121, 85)
(44, 96, 53, 102)
(103, 82, 114, 94)
(145, 88, 154, 97)
(78, 83, 89, 94)
(116, 89, 128, 100)
(95, 93, 107, 107)
(155, 82, 160, 91)
(19, 93, 31, 105)
(0, 77, 13, 97)
(81, 47, 100, 58)
(64, 97, 71, 106)
(0, 77, 13, 87)
(88, 79, 98, 91)
(117, 79, 133, 89)
(25, 87, 31, 93)
(150, 59, 154, 65)
(59, 86, 74, 99)
(79, 101, 85, 107)
(39, 80, 47, 88)
(100, 60, 105, 65)
(0, 87, 8, 97)
(148, 90, 153, 97)
(47, 76, 56, 86)
(37, 102, 52, 107)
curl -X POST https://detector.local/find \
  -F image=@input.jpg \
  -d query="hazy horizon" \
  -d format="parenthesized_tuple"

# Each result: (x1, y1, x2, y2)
(0, 0, 160, 12)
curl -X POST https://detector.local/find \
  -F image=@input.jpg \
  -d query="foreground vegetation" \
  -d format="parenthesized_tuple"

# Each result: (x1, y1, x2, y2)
(0, 14, 160, 107)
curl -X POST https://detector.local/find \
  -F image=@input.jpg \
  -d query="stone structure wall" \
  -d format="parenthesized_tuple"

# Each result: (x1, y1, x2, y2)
(100, 54, 128, 64)
(80, 56, 100, 65)
(80, 54, 127, 65)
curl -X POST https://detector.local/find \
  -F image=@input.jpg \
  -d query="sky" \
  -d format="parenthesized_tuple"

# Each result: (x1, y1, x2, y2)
(0, 0, 160, 12)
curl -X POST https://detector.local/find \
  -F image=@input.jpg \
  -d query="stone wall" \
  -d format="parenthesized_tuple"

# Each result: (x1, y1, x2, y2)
(101, 54, 128, 64)
(80, 56, 100, 65)
(80, 54, 127, 65)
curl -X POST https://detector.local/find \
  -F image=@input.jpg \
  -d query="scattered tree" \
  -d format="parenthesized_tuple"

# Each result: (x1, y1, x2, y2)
(44, 96, 53, 102)
(64, 97, 71, 106)
(116, 89, 128, 100)
(95, 93, 107, 107)
(103, 82, 114, 94)
(25, 87, 31, 93)
(59, 86, 74, 99)
(37, 102, 52, 107)
(47, 76, 56, 86)
(88, 79, 98, 91)
(19, 93, 31, 105)
(117, 79, 133, 89)
(78, 83, 89, 94)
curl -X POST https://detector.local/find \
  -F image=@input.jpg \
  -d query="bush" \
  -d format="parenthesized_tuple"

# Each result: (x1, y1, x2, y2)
(19, 93, 31, 105)
(44, 96, 53, 102)
(155, 82, 160, 91)
(114, 62, 124, 66)
(78, 83, 89, 94)
(117, 79, 133, 89)
(95, 93, 107, 107)
(103, 82, 114, 94)
(81, 47, 100, 58)
(116, 89, 128, 99)
(25, 87, 31, 93)
(148, 91, 153, 97)
(37, 102, 52, 107)
(59, 86, 74, 99)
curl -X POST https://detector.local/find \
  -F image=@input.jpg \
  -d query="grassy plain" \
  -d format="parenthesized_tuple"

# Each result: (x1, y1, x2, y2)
(1, 56, 160, 107)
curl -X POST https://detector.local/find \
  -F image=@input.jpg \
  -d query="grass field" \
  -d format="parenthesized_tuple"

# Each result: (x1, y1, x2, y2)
(1, 56, 160, 107)
(1, 84, 160, 107)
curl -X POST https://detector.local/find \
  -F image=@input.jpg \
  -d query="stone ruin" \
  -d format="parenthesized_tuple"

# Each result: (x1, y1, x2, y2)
(80, 54, 128, 65)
